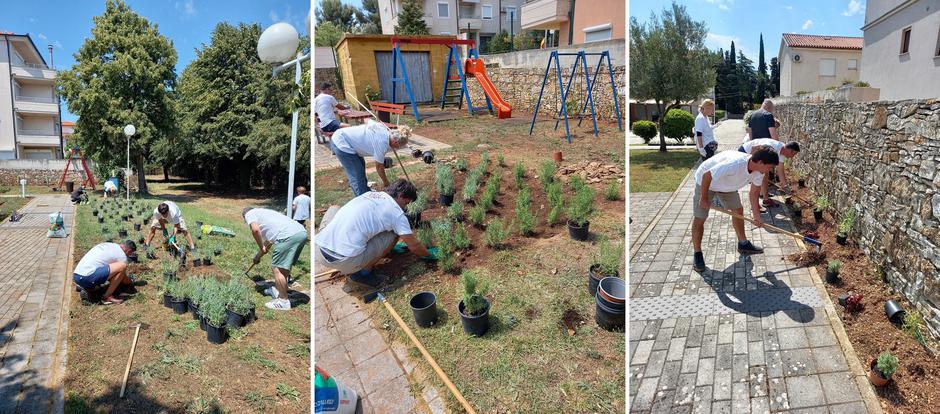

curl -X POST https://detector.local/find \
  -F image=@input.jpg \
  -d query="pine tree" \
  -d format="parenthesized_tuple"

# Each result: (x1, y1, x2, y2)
(770, 57, 780, 97)
(395, 0, 430, 35)
(727, 41, 740, 113)
(757, 34, 767, 102)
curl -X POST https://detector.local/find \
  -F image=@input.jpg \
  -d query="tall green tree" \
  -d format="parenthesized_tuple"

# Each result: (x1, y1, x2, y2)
(630, 2, 715, 152)
(770, 57, 780, 97)
(395, 0, 430, 35)
(357, 0, 382, 34)
(315, 0, 359, 31)
(757, 33, 767, 102)
(58, 0, 177, 194)
(315, 21, 344, 47)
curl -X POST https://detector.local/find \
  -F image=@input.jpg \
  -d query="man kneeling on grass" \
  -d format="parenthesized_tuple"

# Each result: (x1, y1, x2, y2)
(739, 139, 801, 206)
(692, 147, 780, 272)
(144, 201, 196, 250)
(73, 240, 137, 305)
(314, 179, 435, 289)
(243, 207, 308, 311)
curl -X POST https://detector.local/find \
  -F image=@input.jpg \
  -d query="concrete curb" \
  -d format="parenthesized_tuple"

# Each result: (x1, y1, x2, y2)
(48, 199, 76, 414)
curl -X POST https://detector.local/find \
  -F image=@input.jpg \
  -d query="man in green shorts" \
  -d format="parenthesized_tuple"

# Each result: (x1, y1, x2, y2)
(243, 207, 308, 310)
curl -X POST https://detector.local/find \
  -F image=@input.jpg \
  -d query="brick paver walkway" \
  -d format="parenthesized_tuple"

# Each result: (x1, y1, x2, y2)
(630, 192, 671, 246)
(0, 195, 74, 413)
(315, 279, 446, 413)
(628, 121, 879, 413)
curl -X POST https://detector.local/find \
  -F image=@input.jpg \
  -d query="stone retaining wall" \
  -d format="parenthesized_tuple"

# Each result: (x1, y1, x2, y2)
(776, 99, 940, 338)
(0, 160, 91, 187)
(478, 65, 626, 122)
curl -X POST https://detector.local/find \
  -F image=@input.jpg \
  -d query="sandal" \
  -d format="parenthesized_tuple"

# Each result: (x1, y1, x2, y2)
(101, 296, 123, 305)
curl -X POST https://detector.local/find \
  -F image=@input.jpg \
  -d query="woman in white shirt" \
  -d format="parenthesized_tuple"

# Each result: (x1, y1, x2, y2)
(695, 99, 718, 160)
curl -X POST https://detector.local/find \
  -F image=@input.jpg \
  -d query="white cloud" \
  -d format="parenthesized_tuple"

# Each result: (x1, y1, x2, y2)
(269, 9, 279, 22)
(175, 0, 196, 17)
(53, 41, 63, 49)
(37, 33, 48, 41)
(706, 32, 740, 51)
(802, 19, 813, 30)
(719, 4, 729, 10)
(842, 0, 863, 16)
(29, 17, 36, 23)
(785, 5, 793, 10)
(705, 0, 734, 11)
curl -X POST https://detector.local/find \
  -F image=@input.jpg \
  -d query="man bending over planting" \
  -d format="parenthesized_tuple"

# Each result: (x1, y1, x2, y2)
(243, 207, 308, 311)
(144, 201, 196, 250)
(330, 120, 411, 196)
(739, 139, 801, 206)
(692, 147, 780, 272)
(73, 240, 137, 305)
(315, 179, 434, 289)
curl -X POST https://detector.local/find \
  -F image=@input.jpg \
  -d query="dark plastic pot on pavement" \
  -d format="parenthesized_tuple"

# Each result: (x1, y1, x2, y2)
(439, 193, 454, 207)
(567, 220, 590, 241)
(225, 309, 247, 328)
(588, 265, 617, 297)
(457, 299, 489, 336)
(410, 292, 438, 328)
(170, 298, 188, 314)
(884, 300, 905, 324)
(595, 294, 625, 331)
(206, 322, 227, 344)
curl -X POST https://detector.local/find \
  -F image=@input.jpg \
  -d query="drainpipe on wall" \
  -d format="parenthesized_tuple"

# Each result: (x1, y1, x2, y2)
(455, 0, 459, 35)
(567, 0, 575, 46)
(5, 35, 19, 159)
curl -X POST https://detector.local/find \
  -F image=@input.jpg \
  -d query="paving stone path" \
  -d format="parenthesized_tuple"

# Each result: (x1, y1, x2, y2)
(0, 195, 74, 413)
(628, 121, 880, 413)
(630, 192, 671, 246)
(315, 278, 447, 414)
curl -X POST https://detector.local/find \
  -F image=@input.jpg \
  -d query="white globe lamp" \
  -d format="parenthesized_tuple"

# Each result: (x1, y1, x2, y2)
(257, 23, 300, 64)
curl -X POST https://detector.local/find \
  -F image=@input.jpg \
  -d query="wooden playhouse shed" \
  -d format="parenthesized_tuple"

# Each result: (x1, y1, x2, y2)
(335, 34, 457, 108)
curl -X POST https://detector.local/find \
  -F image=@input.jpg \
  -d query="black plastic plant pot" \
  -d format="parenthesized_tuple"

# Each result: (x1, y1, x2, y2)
(595, 294, 625, 332)
(422, 151, 434, 164)
(884, 300, 905, 324)
(838, 293, 851, 307)
(588, 265, 617, 297)
(410, 292, 438, 328)
(383, 157, 394, 168)
(122, 215, 129, 222)
(193, 259, 203, 267)
(214, 249, 222, 256)
(826, 270, 840, 284)
(457, 299, 490, 337)
(204, 258, 212, 266)
(798, 179, 805, 187)
(199, 315, 208, 331)
(813, 210, 823, 221)
(134, 224, 141, 231)
(598, 277, 626, 305)
(170, 299, 188, 314)
(163, 293, 173, 308)
(225, 309, 247, 328)
(195, 221, 204, 229)
(206, 323, 227, 344)
(128, 254, 139, 264)
(98, 218, 104, 224)
(163, 271, 176, 280)
(92, 211, 99, 216)
(567, 220, 590, 241)
(246, 307, 257, 324)
(836, 233, 848, 245)
(439, 193, 454, 207)
(188, 300, 200, 320)
(118, 230, 128, 238)
(407, 212, 421, 227)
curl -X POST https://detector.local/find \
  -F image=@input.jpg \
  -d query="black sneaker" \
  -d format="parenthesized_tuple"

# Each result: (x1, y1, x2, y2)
(347, 272, 388, 289)
(693, 252, 707, 272)
(738, 241, 764, 254)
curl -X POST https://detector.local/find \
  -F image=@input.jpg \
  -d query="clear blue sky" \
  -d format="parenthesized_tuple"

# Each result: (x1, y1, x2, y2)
(630, 0, 866, 67)
(0, 0, 310, 121)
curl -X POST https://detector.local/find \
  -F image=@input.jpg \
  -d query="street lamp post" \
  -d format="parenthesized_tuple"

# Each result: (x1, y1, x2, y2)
(124, 124, 135, 200)
(257, 22, 309, 215)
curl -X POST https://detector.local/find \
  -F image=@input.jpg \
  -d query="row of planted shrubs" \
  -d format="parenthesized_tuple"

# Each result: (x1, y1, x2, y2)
(163, 276, 256, 344)
(630, 108, 726, 143)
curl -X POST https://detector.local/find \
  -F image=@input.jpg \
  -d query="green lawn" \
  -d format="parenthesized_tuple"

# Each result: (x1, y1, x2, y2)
(0, 196, 31, 222)
(629, 149, 699, 193)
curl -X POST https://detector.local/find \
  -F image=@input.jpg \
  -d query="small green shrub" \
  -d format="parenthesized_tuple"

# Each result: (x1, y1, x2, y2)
(435, 165, 455, 196)
(815, 195, 829, 211)
(406, 190, 429, 215)
(484, 218, 512, 249)
(447, 200, 464, 221)
(480, 153, 490, 170)
(827, 260, 841, 274)
(461, 270, 489, 316)
(662, 108, 695, 139)
(838, 209, 856, 235)
(479, 183, 497, 211)
(605, 181, 620, 201)
(453, 224, 471, 250)
(496, 154, 506, 167)
(468, 205, 486, 226)
(462, 174, 480, 202)
(539, 160, 557, 189)
(568, 175, 586, 194)
(631, 120, 657, 143)
(902, 310, 927, 344)
(513, 163, 525, 187)
(200, 284, 226, 328)
(166, 279, 185, 300)
(594, 239, 623, 276)
(546, 181, 564, 225)
(455, 157, 469, 172)
(223, 278, 254, 315)
(855, 81, 870, 87)
(714, 109, 726, 120)
(876, 352, 898, 379)
(566, 185, 595, 226)
(416, 226, 434, 247)
(431, 218, 453, 250)
(515, 186, 537, 236)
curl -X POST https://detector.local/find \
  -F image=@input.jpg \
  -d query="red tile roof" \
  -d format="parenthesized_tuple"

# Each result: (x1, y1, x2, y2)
(62, 121, 75, 126)
(782, 33, 863, 50)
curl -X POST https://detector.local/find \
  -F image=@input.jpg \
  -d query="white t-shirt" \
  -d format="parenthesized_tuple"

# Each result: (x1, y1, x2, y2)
(315, 93, 339, 128)
(331, 123, 390, 162)
(104, 181, 117, 191)
(694, 151, 764, 192)
(245, 208, 306, 242)
(292, 194, 311, 220)
(74, 242, 127, 276)
(153, 201, 182, 225)
(742, 138, 787, 160)
(694, 112, 715, 149)
(742, 133, 751, 144)
(315, 191, 412, 258)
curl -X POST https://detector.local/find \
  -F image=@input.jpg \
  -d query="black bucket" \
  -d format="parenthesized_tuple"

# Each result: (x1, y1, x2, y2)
(225, 309, 247, 328)
(206, 323, 227, 344)
(458, 299, 489, 336)
(884, 300, 905, 324)
(439, 194, 454, 207)
(163, 293, 172, 308)
(588, 265, 617, 297)
(595, 294, 625, 331)
(567, 220, 590, 241)
(410, 292, 438, 328)
(170, 299, 188, 314)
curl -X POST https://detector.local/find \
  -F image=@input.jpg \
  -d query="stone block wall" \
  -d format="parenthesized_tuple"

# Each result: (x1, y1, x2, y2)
(0, 168, 86, 187)
(477, 65, 626, 122)
(775, 99, 940, 338)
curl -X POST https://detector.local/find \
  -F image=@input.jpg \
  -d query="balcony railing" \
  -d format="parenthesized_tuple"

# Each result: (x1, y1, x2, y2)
(14, 62, 50, 70)
(18, 129, 59, 136)
(15, 95, 59, 104)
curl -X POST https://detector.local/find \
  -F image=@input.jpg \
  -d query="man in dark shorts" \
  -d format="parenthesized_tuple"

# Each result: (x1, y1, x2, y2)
(73, 240, 137, 304)
(747, 99, 779, 140)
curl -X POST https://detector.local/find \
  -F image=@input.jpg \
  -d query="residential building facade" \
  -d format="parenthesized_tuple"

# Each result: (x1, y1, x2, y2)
(777, 33, 863, 96)
(520, 0, 624, 46)
(860, 0, 940, 100)
(377, 0, 524, 51)
(0, 32, 63, 160)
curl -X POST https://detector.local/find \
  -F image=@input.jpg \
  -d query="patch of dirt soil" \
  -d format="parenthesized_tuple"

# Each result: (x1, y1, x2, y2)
(782, 173, 940, 413)
(560, 308, 586, 336)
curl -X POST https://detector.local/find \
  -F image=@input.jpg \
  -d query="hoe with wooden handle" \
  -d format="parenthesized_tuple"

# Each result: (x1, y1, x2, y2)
(712, 206, 823, 253)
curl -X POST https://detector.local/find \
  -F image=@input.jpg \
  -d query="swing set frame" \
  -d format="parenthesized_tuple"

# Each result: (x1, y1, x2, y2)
(528, 50, 623, 143)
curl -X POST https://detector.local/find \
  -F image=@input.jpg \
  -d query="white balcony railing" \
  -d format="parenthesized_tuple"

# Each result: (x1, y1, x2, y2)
(521, 0, 569, 30)
(14, 62, 49, 69)
(10, 65, 57, 80)
(18, 129, 59, 136)
(458, 17, 483, 31)
(15, 95, 58, 104)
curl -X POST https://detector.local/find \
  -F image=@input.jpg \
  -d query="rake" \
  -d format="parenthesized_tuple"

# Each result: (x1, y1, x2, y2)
(712, 206, 822, 253)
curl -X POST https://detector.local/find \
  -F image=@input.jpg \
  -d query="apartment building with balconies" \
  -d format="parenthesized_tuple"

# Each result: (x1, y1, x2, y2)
(0, 32, 63, 160)
(521, 0, 624, 46)
(377, 0, 524, 51)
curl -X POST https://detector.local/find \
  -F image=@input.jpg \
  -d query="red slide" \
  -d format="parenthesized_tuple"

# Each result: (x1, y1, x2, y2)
(464, 58, 512, 119)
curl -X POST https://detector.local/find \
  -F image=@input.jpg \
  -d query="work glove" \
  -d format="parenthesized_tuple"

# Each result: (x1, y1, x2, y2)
(421, 247, 440, 261)
(392, 241, 409, 254)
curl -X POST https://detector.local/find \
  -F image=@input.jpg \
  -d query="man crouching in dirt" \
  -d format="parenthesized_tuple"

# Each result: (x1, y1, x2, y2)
(73, 240, 137, 305)
(315, 179, 435, 290)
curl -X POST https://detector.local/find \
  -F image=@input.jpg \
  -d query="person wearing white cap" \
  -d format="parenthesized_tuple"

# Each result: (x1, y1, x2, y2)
(329, 120, 412, 196)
